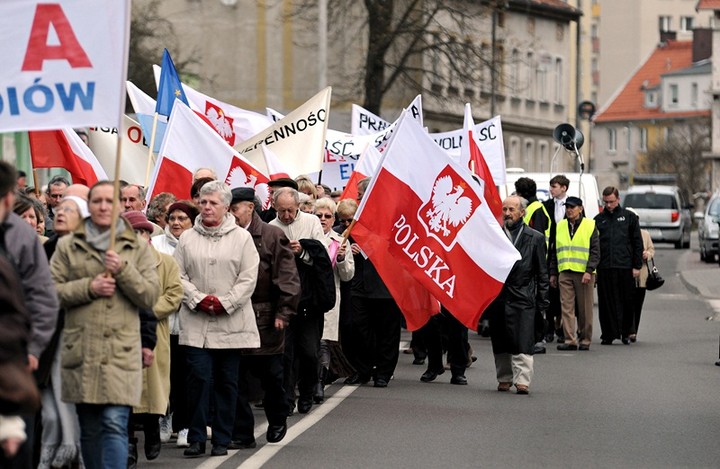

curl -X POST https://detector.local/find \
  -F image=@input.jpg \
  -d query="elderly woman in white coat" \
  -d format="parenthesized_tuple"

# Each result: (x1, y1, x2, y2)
(313, 198, 354, 403)
(172, 181, 260, 458)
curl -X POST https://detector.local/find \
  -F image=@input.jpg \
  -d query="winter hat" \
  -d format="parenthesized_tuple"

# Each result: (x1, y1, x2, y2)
(123, 210, 154, 233)
(166, 201, 200, 224)
(63, 195, 89, 218)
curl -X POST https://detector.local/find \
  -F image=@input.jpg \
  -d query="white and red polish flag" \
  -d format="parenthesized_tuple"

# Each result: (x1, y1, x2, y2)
(461, 104, 503, 226)
(152, 65, 273, 146)
(145, 103, 269, 204)
(29, 127, 107, 186)
(353, 114, 520, 329)
(260, 144, 290, 180)
(340, 144, 382, 201)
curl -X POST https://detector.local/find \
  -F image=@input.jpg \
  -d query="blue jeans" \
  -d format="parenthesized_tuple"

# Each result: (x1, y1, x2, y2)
(76, 404, 131, 469)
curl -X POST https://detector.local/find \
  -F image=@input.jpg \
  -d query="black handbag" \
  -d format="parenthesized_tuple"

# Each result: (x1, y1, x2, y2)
(645, 258, 664, 291)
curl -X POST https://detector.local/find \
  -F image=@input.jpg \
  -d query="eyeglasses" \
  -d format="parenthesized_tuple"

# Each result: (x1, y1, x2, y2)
(56, 206, 78, 214)
(339, 218, 353, 224)
(168, 215, 190, 222)
(316, 213, 334, 219)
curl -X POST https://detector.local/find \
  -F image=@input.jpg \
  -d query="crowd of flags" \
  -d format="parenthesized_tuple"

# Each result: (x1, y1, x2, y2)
(2, 0, 522, 330)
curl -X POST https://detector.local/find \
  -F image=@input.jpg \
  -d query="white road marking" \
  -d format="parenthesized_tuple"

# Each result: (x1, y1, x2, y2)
(236, 385, 358, 468)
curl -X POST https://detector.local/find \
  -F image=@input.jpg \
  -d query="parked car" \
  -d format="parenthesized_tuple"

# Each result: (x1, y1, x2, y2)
(623, 185, 692, 249)
(694, 192, 720, 262)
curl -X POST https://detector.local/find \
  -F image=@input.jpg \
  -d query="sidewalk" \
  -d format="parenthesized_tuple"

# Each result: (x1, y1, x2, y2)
(678, 247, 720, 300)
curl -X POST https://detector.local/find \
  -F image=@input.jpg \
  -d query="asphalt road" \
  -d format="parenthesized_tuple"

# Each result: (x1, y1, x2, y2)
(138, 244, 720, 468)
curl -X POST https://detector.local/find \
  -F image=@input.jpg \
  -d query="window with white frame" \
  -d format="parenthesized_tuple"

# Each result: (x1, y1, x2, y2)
(639, 128, 648, 151)
(691, 82, 698, 106)
(669, 84, 679, 105)
(625, 126, 631, 152)
(555, 58, 563, 104)
(680, 16, 694, 31)
(659, 16, 672, 32)
(608, 128, 617, 152)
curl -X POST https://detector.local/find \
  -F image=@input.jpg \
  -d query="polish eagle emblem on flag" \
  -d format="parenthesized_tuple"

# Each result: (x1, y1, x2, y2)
(225, 156, 258, 188)
(418, 165, 480, 250)
(205, 102, 236, 146)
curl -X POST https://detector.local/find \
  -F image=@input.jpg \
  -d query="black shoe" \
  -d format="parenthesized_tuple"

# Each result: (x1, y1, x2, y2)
(601, 339, 613, 345)
(297, 399, 312, 414)
(313, 381, 324, 404)
(228, 439, 257, 450)
(544, 333, 555, 343)
(579, 344, 590, 351)
(211, 445, 228, 456)
(533, 345, 547, 354)
(716, 360, 720, 367)
(266, 423, 287, 443)
(144, 441, 161, 461)
(128, 440, 138, 469)
(621, 337, 630, 345)
(344, 373, 370, 385)
(557, 343, 578, 351)
(183, 442, 206, 458)
(420, 368, 444, 382)
(374, 378, 388, 388)
(450, 375, 468, 385)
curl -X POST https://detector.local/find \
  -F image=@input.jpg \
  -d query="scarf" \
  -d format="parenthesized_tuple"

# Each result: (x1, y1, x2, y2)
(84, 218, 125, 252)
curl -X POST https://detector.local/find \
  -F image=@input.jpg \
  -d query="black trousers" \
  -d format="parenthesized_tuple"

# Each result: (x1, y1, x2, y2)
(597, 268, 636, 341)
(422, 308, 468, 376)
(546, 284, 562, 336)
(351, 297, 403, 381)
(632, 287, 647, 335)
(233, 354, 287, 443)
(185, 347, 241, 446)
(283, 313, 321, 407)
(169, 334, 190, 432)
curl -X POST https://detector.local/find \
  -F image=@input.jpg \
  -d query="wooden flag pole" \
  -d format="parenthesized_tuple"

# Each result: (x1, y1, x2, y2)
(143, 112, 160, 187)
(108, 136, 125, 257)
(32, 169, 41, 198)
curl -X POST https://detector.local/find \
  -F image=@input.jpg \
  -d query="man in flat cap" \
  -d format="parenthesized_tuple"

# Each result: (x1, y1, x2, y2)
(549, 196, 600, 351)
(229, 187, 300, 447)
(260, 178, 299, 222)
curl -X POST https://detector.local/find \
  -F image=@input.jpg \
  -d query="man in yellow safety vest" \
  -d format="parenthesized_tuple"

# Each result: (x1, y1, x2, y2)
(549, 196, 600, 351)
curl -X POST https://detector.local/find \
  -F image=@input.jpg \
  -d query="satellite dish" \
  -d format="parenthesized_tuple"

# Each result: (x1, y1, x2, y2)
(553, 123, 584, 152)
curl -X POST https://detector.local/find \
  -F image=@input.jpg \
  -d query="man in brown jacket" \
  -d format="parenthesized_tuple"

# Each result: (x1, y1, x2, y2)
(229, 188, 300, 448)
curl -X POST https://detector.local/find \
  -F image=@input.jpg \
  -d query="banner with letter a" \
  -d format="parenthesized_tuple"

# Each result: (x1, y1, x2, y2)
(0, 1, 130, 132)
(354, 114, 520, 330)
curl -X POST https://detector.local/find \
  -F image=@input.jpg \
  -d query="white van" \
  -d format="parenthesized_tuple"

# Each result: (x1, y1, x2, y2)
(498, 169, 602, 219)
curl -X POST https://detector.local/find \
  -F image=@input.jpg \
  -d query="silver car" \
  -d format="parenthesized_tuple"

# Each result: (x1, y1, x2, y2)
(695, 192, 720, 262)
(623, 185, 692, 249)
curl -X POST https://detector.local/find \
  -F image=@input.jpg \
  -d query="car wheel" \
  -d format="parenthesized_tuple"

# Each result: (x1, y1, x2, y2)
(675, 239, 683, 249)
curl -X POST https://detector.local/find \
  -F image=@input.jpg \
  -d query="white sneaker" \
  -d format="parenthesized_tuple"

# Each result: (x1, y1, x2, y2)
(176, 428, 189, 448)
(159, 415, 172, 443)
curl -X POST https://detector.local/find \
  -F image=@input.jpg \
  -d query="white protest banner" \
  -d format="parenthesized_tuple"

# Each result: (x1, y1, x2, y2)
(236, 87, 332, 178)
(0, 1, 130, 132)
(350, 95, 423, 136)
(431, 115, 507, 185)
(88, 116, 153, 184)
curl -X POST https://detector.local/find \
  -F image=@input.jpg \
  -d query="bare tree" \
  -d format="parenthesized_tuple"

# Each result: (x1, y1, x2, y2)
(127, 0, 195, 109)
(641, 119, 710, 200)
(294, 0, 510, 115)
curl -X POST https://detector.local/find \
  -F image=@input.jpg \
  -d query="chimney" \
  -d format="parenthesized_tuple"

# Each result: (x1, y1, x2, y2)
(693, 28, 713, 62)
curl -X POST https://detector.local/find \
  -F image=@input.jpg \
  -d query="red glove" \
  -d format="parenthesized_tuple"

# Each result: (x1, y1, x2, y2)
(196, 296, 214, 313)
(208, 297, 226, 316)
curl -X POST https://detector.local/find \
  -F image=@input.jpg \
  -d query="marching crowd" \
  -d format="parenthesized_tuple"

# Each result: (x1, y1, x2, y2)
(0, 159, 653, 468)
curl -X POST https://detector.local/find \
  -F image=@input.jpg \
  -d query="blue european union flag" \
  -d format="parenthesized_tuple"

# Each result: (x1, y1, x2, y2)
(155, 49, 189, 117)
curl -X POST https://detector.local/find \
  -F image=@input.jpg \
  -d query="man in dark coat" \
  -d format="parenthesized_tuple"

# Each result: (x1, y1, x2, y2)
(486, 195, 549, 395)
(594, 186, 643, 344)
(229, 188, 300, 448)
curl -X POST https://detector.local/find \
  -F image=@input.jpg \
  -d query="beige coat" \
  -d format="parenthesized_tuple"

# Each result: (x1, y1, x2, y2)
(322, 231, 354, 342)
(637, 229, 656, 288)
(135, 249, 183, 415)
(50, 219, 160, 406)
(173, 214, 261, 349)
